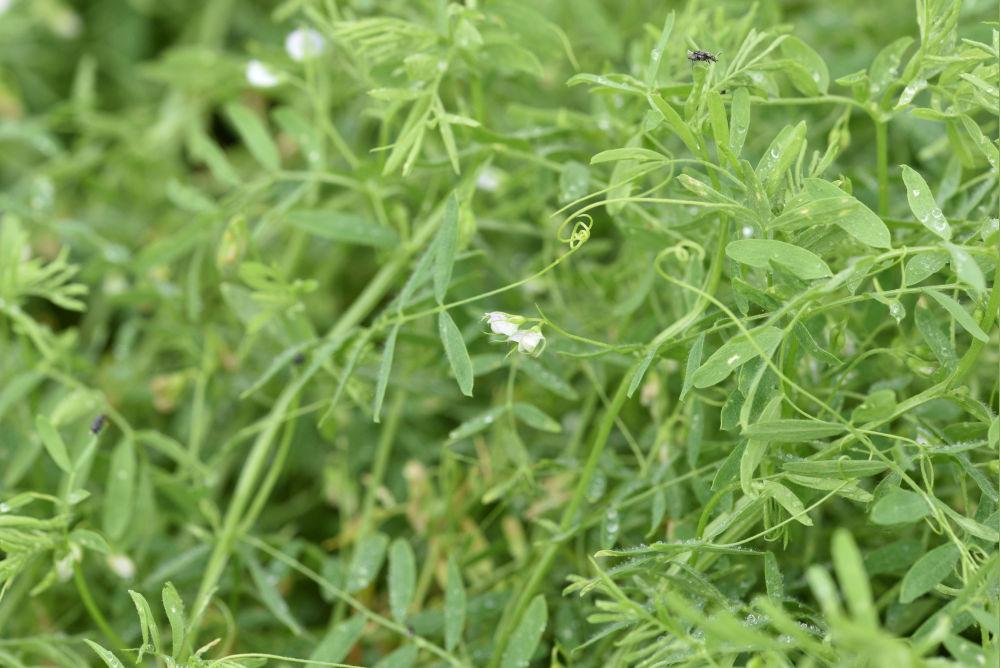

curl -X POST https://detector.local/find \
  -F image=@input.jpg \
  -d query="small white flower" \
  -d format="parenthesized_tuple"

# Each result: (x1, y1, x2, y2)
(246, 59, 280, 88)
(491, 319, 518, 336)
(510, 328, 544, 355)
(483, 311, 519, 337)
(106, 553, 136, 580)
(741, 225, 754, 238)
(476, 167, 502, 192)
(285, 28, 326, 62)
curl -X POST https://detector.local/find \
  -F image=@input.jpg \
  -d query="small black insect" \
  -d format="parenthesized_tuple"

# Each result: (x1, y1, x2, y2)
(292, 352, 306, 365)
(91, 414, 107, 435)
(687, 49, 718, 63)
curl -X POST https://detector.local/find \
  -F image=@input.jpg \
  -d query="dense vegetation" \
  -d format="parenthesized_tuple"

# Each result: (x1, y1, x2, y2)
(1, 0, 997, 666)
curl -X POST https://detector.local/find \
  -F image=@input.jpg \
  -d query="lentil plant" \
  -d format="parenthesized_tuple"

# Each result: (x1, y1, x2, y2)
(0, 0, 997, 667)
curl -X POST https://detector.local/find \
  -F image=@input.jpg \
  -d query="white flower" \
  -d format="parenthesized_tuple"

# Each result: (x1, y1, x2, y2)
(510, 328, 544, 355)
(491, 318, 518, 337)
(483, 311, 519, 336)
(476, 167, 502, 192)
(741, 225, 754, 238)
(106, 553, 136, 580)
(285, 28, 326, 62)
(246, 59, 280, 88)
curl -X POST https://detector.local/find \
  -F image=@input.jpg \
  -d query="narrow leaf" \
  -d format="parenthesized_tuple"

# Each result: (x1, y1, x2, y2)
(434, 194, 460, 303)
(372, 325, 400, 423)
(444, 556, 466, 651)
(439, 312, 474, 396)
(36, 415, 72, 473)
(925, 289, 989, 342)
(310, 616, 366, 663)
(692, 326, 784, 388)
(743, 419, 845, 442)
(726, 239, 832, 279)
(831, 529, 877, 627)
(286, 210, 399, 248)
(388, 539, 416, 623)
(870, 488, 930, 525)
(901, 165, 951, 240)
(900, 543, 960, 603)
(161, 582, 186, 657)
(103, 437, 136, 540)
(501, 594, 548, 668)
(224, 103, 279, 170)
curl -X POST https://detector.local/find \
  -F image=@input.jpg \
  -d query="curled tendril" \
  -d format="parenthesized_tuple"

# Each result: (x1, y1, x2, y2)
(557, 213, 593, 249)
(655, 239, 706, 269)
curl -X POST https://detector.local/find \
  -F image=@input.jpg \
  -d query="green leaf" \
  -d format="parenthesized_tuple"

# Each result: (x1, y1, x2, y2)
(763, 551, 784, 600)
(905, 251, 948, 285)
(224, 102, 279, 171)
(900, 543, 960, 603)
(591, 147, 669, 164)
(756, 122, 806, 198)
(945, 242, 985, 294)
(915, 303, 956, 368)
(161, 582, 186, 657)
(388, 539, 416, 623)
(372, 325, 400, 423)
(286, 210, 399, 248)
(501, 594, 547, 668)
(869, 37, 913, 99)
(900, 165, 951, 240)
(347, 532, 389, 593)
(870, 488, 930, 525)
(128, 590, 162, 658)
(774, 179, 890, 248)
(374, 644, 418, 668)
(648, 93, 703, 156)
(36, 415, 72, 473)
(511, 403, 562, 432)
(438, 312, 474, 397)
(761, 481, 813, 526)
(680, 333, 706, 400)
(780, 36, 829, 95)
(246, 553, 303, 635)
(925, 289, 989, 342)
(864, 539, 923, 575)
(831, 529, 877, 627)
(729, 87, 750, 159)
(692, 326, 784, 388)
(643, 13, 674, 88)
(448, 405, 507, 441)
(434, 194, 460, 303)
(744, 419, 845, 442)
(103, 438, 135, 541)
(781, 459, 888, 479)
(727, 239, 831, 279)
(310, 616, 365, 663)
(518, 358, 578, 400)
(444, 556, 466, 651)
(83, 640, 125, 668)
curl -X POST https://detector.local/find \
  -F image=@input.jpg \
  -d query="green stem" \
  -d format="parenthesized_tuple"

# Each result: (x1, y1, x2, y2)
(487, 365, 635, 667)
(74, 564, 127, 659)
(188, 197, 447, 642)
(333, 391, 406, 622)
(875, 119, 889, 217)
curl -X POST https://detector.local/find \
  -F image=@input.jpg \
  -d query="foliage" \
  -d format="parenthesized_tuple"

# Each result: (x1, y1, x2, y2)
(0, 0, 997, 666)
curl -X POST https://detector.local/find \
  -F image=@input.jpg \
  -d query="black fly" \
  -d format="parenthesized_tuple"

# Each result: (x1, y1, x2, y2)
(687, 49, 718, 63)
(91, 414, 107, 435)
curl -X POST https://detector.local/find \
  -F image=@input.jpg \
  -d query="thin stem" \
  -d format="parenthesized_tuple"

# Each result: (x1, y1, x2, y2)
(875, 119, 889, 216)
(74, 564, 127, 659)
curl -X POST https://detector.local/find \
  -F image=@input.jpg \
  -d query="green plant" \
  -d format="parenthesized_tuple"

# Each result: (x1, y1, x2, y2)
(0, 0, 996, 666)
